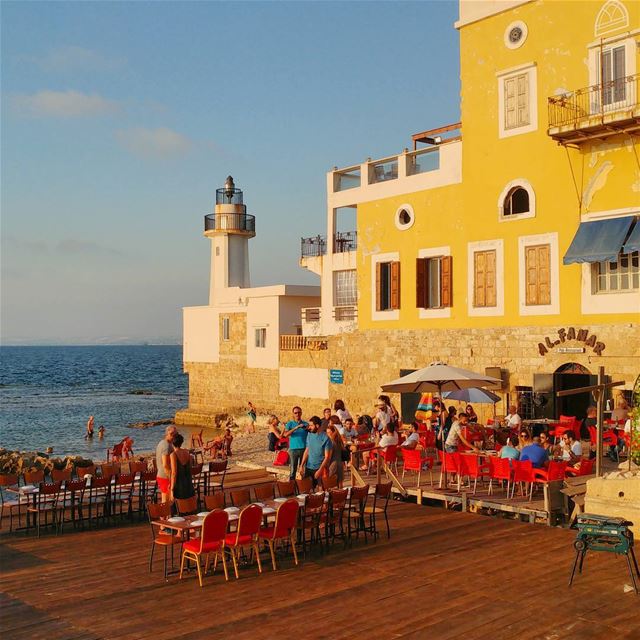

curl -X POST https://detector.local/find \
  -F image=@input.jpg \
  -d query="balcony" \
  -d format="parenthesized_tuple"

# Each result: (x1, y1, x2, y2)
(333, 231, 357, 253)
(547, 74, 640, 144)
(300, 232, 357, 259)
(280, 335, 327, 351)
(333, 305, 357, 322)
(204, 212, 255, 235)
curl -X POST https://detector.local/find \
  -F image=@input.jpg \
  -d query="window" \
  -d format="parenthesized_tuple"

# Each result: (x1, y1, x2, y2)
(473, 250, 497, 308)
(503, 187, 529, 216)
(375, 261, 400, 311)
(504, 73, 529, 130)
(497, 64, 537, 138)
(333, 270, 357, 307)
(593, 252, 639, 293)
(525, 244, 551, 305)
(600, 45, 626, 106)
(222, 317, 230, 341)
(416, 256, 452, 309)
(394, 204, 415, 231)
(254, 327, 266, 348)
(504, 20, 528, 49)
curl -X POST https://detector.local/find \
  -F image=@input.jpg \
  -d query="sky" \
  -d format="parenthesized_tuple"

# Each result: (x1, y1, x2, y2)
(1, 0, 461, 345)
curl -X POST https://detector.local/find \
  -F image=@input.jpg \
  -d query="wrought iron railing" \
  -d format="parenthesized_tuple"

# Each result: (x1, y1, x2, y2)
(215, 188, 244, 205)
(204, 213, 255, 233)
(333, 231, 357, 253)
(301, 235, 327, 258)
(548, 74, 638, 128)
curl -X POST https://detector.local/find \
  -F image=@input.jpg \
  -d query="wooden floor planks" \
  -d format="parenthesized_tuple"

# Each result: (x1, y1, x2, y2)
(1, 501, 638, 640)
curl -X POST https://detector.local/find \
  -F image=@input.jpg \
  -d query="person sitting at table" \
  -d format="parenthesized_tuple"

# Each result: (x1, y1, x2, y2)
(519, 436, 548, 468)
(356, 415, 373, 437)
(466, 404, 478, 424)
(610, 398, 629, 424)
(539, 431, 555, 458)
(499, 438, 520, 462)
(504, 405, 522, 429)
(516, 428, 532, 451)
(401, 422, 421, 450)
(444, 412, 479, 453)
(378, 422, 399, 449)
(338, 417, 357, 441)
(559, 430, 582, 465)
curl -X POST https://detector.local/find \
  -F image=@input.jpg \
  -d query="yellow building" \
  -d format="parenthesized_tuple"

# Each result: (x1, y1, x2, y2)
(179, 0, 639, 425)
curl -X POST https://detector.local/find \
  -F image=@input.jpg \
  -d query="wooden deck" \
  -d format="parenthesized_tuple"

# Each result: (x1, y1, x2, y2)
(1, 501, 638, 639)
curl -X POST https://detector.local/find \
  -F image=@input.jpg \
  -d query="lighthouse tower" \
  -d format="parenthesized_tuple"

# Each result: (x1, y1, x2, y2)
(204, 176, 256, 304)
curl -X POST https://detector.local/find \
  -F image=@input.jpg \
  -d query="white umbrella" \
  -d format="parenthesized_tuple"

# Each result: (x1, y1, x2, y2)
(381, 363, 502, 488)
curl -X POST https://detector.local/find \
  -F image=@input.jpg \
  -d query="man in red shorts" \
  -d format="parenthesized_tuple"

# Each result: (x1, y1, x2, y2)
(156, 425, 177, 502)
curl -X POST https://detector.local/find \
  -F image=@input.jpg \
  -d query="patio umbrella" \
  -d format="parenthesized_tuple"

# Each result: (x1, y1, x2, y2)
(442, 388, 501, 403)
(381, 363, 502, 488)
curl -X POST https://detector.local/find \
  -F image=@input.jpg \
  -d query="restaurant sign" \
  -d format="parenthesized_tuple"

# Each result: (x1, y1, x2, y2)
(538, 327, 605, 357)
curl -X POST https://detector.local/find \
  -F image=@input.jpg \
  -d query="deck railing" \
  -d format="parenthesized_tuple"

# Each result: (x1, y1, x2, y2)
(548, 74, 638, 128)
(280, 335, 328, 351)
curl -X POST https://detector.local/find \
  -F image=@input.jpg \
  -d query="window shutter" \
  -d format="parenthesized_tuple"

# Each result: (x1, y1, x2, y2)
(613, 46, 626, 102)
(390, 261, 401, 310)
(474, 252, 486, 307)
(416, 258, 427, 309)
(537, 245, 551, 305)
(375, 262, 382, 311)
(516, 74, 529, 126)
(504, 77, 517, 129)
(485, 250, 497, 307)
(440, 255, 453, 307)
(525, 246, 538, 305)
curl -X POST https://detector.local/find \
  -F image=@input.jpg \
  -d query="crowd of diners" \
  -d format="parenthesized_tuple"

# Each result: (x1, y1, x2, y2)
(264, 395, 634, 483)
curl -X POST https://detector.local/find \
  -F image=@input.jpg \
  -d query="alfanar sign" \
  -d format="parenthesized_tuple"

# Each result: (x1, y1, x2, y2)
(538, 327, 605, 357)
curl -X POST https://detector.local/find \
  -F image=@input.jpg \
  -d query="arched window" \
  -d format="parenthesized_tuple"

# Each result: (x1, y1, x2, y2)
(595, 1, 629, 37)
(498, 179, 535, 220)
(504, 187, 529, 216)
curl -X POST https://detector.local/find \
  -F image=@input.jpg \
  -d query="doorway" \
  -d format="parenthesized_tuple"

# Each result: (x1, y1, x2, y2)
(554, 363, 596, 419)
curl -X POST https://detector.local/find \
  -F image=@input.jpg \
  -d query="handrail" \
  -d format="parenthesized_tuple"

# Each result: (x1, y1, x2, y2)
(547, 74, 638, 129)
(301, 235, 326, 257)
(280, 335, 328, 351)
(204, 213, 255, 233)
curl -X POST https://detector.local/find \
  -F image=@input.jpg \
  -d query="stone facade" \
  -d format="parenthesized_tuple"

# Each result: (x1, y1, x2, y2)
(176, 322, 639, 426)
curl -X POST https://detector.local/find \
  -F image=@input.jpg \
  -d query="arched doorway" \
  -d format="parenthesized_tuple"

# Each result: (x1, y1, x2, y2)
(554, 362, 597, 419)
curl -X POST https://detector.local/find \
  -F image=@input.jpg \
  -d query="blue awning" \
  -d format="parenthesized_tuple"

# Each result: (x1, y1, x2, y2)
(563, 217, 634, 265)
(622, 219, 640, 254)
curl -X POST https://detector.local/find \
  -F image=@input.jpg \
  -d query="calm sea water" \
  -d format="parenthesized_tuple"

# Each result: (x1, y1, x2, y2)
(0, 345, 188, 459)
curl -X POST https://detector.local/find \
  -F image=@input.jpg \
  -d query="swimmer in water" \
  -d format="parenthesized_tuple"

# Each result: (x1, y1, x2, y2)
(85, 416, 95, 440)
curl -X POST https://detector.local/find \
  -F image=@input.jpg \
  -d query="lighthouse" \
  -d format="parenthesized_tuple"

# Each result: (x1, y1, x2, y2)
(204, 176, 256, 304)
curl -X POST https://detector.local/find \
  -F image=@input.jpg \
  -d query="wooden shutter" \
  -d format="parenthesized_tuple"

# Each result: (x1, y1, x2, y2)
(526, 244, 551, 306)
(485, 250, 497, 307)
(613, 46, 626, 102)
(440, 255, 452, 307)
(390, 261, 401, 310)
(516, 73, 529, 126)
(525, 246, 538, 305)
(504, 77, 517, 129)
(375, 262, 382, 311)
(474, 252, 486, 307)
(416, 258, 427, 309)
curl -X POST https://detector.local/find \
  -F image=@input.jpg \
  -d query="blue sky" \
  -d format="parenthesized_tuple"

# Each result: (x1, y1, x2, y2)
(1, 0, 460, 344)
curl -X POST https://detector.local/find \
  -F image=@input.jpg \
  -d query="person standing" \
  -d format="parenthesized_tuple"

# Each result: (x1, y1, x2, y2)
(444, 412, 478, 453)
(156, 425, 177, 503)
(247, 401, 257, 434)
(373, 399, 391, 433)
(170, 433, 195, 501)
(85, 416, 95, 440)
(300, 416, 333, 488)
(98, 425, 105, 440)
(333, 399, 352, 424)
(283, 406, 308, 480)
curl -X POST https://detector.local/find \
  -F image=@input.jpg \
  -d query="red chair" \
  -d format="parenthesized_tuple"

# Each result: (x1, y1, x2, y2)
(510, 460, 534, 500)
(438, 450, 462, 490)
(401, 449, 433, 487)
(180, 509, 229, 586)
(532, 461, 568, 499)
(488, 457, 512, 496)
(224, 503, 263, 579)
(368, 445, 399, 475)
(458, 454, 490, 495)
(419, 430, 436, 449)
(258, 498, 299, 570)
(587, 426, 619, 460)
(565, 459, 594, 477)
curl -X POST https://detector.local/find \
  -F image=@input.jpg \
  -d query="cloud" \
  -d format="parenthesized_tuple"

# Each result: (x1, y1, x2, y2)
(11, 90, 120, 117)
(115, 127, 193, 159)
(56, 239, 124, 256)
(28, 46, 126, 73)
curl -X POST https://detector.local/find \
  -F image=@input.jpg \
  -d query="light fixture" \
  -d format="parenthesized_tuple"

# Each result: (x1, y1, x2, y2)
(224, 176, 235, 202)
(424, 136, 442, 145)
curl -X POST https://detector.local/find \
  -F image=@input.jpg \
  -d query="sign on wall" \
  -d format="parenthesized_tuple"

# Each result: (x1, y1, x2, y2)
(329, 369, 344, 384)
(538, 327, 605, 356)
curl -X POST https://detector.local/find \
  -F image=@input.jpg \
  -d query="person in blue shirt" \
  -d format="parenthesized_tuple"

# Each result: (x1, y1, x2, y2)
(300, 415, 333, 488)
(283, 406, 309, 480)
(519, 437, 549, 468)
(499, 438, 520, 463)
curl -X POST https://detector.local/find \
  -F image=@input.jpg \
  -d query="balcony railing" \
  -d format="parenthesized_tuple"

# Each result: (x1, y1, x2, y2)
(204, 213, 255, 233)
(333, 231, 357, 253)
(215, 188, 243, 205)
(302, 307, 321, 322)
(369, 156, 398, 184)
(280, 335, 328, 351)
(334, 166, 361, 192)
(548, 74, 638, 129)
(407, 147, 440, 175)
(333, 305, 357, 321)
(301, 235, 327, 257)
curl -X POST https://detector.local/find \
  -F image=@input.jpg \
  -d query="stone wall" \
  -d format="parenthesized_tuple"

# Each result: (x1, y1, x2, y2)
(176, 322, 639, 427)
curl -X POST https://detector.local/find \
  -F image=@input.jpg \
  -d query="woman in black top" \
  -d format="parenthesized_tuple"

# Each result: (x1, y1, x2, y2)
(170, 433, 195, 500)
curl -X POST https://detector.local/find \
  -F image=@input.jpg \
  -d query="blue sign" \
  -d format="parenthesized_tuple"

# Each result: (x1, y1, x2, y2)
(329, 369, 344, 384)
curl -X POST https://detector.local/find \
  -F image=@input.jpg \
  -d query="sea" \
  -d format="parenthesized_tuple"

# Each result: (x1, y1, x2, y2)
(0, 345, 188, 459)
